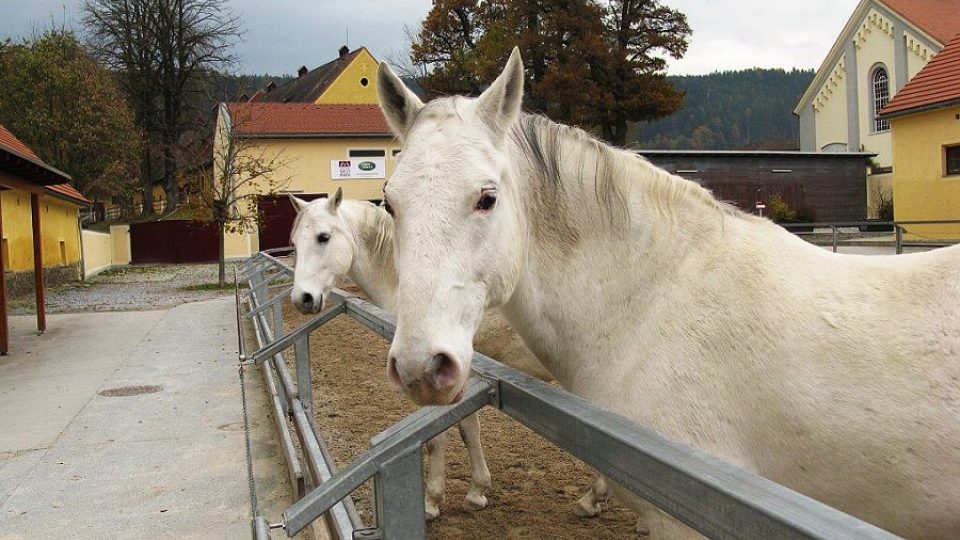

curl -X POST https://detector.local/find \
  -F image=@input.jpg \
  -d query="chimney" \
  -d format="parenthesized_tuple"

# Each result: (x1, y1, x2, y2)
(297, 66, 308, 78)
(339, 45, 350, 59)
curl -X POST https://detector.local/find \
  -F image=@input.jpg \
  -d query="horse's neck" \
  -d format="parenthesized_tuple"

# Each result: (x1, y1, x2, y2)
(502, 130, 751, 380)
(343, 204, 399, 313)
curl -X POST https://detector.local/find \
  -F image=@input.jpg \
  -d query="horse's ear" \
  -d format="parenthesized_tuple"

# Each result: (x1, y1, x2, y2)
(377, 62, 423, 141)
(288, 194, 308, 213)
(327, 187, 343, 212)
(477, 47, 524, 136)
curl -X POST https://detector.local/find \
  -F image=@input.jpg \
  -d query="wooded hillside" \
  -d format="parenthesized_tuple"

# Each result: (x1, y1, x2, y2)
(632, 68, 814, 150)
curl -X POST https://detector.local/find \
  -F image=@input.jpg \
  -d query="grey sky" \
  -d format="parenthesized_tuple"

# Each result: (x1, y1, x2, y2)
(2, 0, 859, 76)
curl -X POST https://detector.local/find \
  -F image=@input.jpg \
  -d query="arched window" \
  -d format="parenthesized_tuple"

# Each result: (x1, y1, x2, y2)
(872, 66, 890, 132)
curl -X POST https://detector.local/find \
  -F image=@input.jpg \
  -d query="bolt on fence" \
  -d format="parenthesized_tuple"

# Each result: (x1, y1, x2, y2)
(237, 248, 903, 540)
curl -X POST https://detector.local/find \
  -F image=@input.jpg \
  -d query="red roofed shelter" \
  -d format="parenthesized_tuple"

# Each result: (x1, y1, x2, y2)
(0, 124, 91, 354)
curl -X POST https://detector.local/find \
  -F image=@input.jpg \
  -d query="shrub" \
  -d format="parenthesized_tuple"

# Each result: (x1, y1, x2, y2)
(768, 194, 798, 223)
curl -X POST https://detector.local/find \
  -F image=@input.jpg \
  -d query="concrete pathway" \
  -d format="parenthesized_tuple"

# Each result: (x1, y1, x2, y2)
(0, 297, 288, 539)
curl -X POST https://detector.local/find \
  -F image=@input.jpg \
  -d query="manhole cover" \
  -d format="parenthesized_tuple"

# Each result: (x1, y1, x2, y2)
(98, 385, 163, 397)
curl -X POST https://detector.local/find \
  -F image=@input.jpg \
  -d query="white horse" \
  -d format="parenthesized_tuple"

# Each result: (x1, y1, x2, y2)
(286, 189, 602, 520)
(376, 48, 960, 539)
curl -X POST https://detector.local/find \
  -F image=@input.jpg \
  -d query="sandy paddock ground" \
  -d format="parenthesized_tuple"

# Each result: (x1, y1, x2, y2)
(282, 291, 639, 539)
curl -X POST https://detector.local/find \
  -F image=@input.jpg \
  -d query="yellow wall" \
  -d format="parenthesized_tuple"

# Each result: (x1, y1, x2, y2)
(890, 105, 960, 239)
(316, 48, 380, 105)
(110, 224, 131, 265)
(0, 187, 82, 273)
(221, 135, 400, 258)
(81, 230, 112, 277)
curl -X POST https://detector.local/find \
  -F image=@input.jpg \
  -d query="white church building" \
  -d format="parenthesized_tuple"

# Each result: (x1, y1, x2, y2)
(793, 0, 960, 215)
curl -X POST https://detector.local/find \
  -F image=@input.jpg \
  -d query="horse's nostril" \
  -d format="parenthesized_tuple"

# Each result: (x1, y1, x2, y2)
(431, 352, 460, 389)
(388, 356, 403, 389)
(301, 292, 313, 306)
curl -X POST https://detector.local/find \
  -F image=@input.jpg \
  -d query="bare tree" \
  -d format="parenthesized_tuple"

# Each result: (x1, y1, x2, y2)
(183, 103, 291, 287)
(83, 0, 241, 216)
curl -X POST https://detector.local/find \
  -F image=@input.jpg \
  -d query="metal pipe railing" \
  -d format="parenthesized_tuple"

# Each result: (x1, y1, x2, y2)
(239, 249, 903, 540)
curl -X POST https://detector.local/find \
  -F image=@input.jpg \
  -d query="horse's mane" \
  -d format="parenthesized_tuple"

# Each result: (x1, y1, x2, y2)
(509, 114, 747, 226)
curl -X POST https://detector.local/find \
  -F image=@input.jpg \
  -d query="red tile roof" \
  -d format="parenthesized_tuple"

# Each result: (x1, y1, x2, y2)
(0, 123, 88, 202)
(227, 103, 392, 137)
(882, 32, 960, 116)
(45, 183, 92, 205)
(880, 0, 960, 44)
(0, 124, 41, 161)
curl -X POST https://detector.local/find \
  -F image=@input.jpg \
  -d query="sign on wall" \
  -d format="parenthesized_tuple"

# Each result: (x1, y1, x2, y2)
(330, 158, 386, 179)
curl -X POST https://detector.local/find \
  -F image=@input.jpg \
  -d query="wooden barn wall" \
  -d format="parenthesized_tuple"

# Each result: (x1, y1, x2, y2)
(640, 155, 868, 222)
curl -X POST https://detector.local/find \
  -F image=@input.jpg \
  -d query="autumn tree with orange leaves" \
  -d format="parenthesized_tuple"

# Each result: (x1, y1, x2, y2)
(409, 0, 691, 146)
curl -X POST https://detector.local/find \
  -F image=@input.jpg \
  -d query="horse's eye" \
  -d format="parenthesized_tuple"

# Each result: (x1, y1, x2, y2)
(317, 233, 330, 244)
(476, 193, 497, 211)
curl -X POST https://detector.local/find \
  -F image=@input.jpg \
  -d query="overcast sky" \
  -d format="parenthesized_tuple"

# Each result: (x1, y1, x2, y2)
(2, 0, 860, 76)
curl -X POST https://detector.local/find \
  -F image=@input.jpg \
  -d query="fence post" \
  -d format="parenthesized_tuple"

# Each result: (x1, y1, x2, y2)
(273, 301, 284, 339)
(895, 225, 903, 255)
(831, 225, 838, 253)
(295, 334, 312, 415)
(373, 445, 427, 539)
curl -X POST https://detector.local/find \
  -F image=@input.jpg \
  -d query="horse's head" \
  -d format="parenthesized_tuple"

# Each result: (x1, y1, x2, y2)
(289, 188, 354, 314)
(378, 49, 527, 405)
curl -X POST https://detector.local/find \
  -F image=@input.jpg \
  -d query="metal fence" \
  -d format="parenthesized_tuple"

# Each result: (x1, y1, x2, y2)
(237, 248, 902, 540)
(781, 219, 960, 254)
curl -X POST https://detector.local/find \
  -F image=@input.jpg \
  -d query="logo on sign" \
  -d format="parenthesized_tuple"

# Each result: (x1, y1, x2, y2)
(358, 161, 376, 171)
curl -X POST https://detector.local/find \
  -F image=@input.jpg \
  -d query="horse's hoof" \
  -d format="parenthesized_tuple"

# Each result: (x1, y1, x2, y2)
(573, 501, 601, 518)
(425, 503, 441, 521)
(462, 493, 488, 512)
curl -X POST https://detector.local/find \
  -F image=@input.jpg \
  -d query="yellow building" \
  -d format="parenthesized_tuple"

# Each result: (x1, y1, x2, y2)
(0, 123, 91, 353)
(215, 46, 406, 258)
(793, 0, 960, 217)
(881, 32, 960, 239)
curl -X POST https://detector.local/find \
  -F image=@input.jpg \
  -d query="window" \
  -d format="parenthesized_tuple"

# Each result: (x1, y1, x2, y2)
(348, 149, 385, 158)
(946, 145, 960, 176)
(872, 66, 890, 132)
(360, 77, 369, 87)
(59, 241, 66, 266)
(391, 149, 402, 158)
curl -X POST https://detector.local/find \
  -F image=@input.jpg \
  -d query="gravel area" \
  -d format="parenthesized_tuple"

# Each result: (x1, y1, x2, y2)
(9, 263, 239, 315)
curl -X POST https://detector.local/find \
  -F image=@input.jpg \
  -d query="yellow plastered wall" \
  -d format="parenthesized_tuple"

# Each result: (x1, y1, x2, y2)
(0, 187, 82, 273)
(316, 48, 380, 105)
(81, 230, 113, 277)
(110, 224, 131, 265)
(890, 105, 960, 239)
(220, 135, 400, 259)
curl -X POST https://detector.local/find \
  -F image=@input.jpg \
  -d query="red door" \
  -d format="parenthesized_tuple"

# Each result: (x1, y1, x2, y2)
(257, 193, 326, 251)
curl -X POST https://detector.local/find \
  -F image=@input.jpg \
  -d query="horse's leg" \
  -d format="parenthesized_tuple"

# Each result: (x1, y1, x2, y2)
(424, 430, 448, 521)
(574, 474, 610, 517)
(458, 413, 492, 511)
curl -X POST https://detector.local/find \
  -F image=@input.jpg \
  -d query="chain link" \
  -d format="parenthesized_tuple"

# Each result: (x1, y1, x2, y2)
(239, 359, 259, 520)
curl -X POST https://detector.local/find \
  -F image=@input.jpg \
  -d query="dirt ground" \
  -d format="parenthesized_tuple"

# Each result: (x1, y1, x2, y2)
(282, 294, 639, 539)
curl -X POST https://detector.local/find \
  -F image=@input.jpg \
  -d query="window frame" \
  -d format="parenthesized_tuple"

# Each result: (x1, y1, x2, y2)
(348, 148, 386, 158)
(945, 144, 960, 177)
(871, 65, 891, 133)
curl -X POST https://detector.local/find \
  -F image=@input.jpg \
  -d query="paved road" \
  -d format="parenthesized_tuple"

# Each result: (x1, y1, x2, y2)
(0, 297, 290, 539)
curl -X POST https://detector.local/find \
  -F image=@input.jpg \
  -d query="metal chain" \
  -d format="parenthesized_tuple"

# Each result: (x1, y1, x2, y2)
(239, 355, 259, 520)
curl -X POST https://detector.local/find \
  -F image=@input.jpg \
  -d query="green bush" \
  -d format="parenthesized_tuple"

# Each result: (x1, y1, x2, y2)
(768, 194, 798, 223)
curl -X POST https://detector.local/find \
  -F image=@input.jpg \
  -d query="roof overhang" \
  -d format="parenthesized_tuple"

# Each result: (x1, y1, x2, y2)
(0, 146, 73, 186)
(881, 97, 960, 119)
(43, 187, 91, 207)
(235, 132, 394, 139)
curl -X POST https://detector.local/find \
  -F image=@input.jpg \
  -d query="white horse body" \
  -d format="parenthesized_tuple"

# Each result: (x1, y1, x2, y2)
(377, 49, 960, 538)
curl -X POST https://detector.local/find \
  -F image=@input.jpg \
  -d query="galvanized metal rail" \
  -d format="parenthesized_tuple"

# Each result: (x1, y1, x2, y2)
(238, 248, 903, 540)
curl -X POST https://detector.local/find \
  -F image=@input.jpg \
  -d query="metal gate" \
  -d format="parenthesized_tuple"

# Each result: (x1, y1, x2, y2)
(238, 249, 902, 540)
(129, 220, 219, 264)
